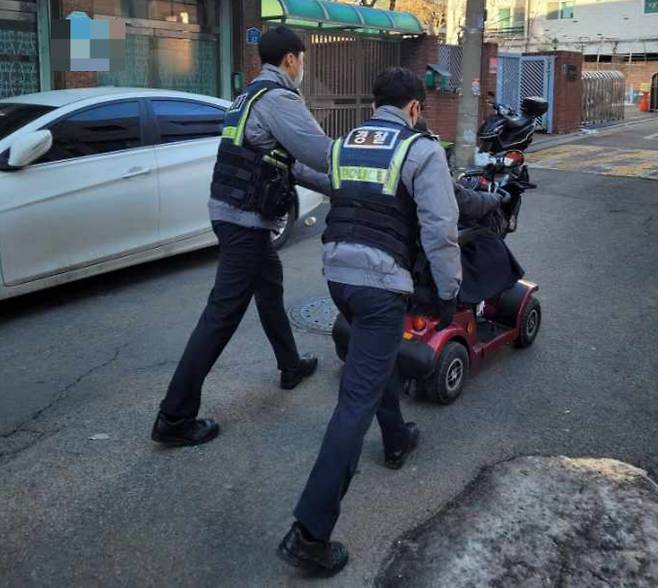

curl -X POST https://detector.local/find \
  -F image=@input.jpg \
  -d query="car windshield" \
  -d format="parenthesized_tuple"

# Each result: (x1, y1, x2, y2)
(0, 103, 55, 141)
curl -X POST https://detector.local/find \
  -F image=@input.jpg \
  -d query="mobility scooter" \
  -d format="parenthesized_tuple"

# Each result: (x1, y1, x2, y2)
(332, 96, 548, 405)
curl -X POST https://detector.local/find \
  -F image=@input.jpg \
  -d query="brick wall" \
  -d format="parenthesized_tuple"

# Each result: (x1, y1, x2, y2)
(524, 50, 583, 134)
(553, 52, 583, 133)
(240, 0, 262, 85)
(401, 36, 497, 142)
(479, 43, 498, 127)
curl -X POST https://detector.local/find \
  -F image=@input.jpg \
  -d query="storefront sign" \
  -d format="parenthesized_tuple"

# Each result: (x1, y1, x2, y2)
(247, 27, 262, 45)
(646, 0, 658, 12)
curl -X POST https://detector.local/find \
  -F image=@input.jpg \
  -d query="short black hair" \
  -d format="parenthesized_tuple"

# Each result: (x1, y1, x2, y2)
(373, 67, 426, 109)
(258, 26, 306, 67)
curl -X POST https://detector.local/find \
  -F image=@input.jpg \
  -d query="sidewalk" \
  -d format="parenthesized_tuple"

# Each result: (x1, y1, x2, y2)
(529, 106, 656, 153)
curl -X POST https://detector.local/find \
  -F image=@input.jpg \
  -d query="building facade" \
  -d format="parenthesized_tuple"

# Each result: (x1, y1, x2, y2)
(447, 0, 658, 57)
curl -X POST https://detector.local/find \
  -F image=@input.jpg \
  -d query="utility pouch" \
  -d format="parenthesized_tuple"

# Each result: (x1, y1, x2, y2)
(254, 157, 295, 220)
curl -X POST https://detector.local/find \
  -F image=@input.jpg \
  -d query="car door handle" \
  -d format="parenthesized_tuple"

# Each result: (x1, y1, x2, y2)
(122, 166, 151, 179)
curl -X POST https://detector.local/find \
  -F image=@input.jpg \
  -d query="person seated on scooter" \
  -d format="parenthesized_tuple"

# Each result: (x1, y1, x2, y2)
(456, 182, 524, 304)
(412, 181, 524, 311)
(407, 123, 523, 310)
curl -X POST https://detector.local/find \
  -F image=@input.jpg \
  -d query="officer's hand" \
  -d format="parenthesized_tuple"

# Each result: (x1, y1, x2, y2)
(435, 297, 457, 331)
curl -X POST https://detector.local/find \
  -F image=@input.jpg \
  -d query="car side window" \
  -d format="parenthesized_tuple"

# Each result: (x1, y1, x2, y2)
(151, 100, 225, 144)
(38, 101, 141, 163)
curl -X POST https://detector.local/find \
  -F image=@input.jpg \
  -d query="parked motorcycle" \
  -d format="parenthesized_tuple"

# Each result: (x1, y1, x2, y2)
(458, 95, 549, 236)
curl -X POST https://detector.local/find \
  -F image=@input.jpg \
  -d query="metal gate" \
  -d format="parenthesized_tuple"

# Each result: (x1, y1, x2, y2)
(293, 30, 400, 138)
(497, 53, 554, 132)
(582, 70, 625, 124)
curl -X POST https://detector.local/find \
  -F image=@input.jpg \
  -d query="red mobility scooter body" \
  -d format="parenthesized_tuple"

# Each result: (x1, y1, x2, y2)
(404, 280, 539, 369)
(332, 279, 540, 405)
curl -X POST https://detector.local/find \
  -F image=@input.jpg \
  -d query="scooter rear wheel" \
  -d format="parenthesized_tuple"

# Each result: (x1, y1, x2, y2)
(422, 341, 470, 405)
(514, 297, 541, 348)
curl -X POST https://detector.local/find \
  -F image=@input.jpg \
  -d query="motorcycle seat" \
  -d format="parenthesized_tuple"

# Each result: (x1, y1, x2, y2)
(503, 113, 533, 131)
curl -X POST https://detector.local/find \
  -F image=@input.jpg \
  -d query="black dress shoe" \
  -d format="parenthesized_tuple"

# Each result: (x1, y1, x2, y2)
(151, 412, 220, 446)
(277, 523, 349, 577)
(384, 422, 420, 470)
(280, 354, 318, 390)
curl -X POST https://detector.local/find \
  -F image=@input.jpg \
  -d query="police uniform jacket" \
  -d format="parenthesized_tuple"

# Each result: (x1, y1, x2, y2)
(303, 106, 461, 301)
(208, 64, 331, 230)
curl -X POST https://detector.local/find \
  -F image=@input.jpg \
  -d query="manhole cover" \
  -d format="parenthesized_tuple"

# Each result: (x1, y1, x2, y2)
(288, 296, 338, 335)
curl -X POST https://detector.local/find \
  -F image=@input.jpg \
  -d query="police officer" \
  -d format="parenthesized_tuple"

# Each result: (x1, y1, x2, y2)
(277, 68, 461, 575)
(151, 26, 332, 446)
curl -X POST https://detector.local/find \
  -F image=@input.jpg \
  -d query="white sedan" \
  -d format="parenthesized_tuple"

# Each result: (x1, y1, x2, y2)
(0, 87, 324, 301)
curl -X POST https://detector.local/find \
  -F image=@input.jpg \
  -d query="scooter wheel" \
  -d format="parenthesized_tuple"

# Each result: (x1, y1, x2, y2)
(424, 341, 469, 405)
(514, 297, 541, 349)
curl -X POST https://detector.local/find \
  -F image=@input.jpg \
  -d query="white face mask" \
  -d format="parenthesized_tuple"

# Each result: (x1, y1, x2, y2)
(294, 66, 304, 88)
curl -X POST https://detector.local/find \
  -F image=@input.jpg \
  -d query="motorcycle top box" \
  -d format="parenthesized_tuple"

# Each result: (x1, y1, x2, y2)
(521, 96, 548, 117)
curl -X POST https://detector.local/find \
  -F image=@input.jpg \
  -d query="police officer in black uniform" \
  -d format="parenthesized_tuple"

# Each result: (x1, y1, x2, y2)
(151, 26, 332, 446)
(278, 68, 462, 576)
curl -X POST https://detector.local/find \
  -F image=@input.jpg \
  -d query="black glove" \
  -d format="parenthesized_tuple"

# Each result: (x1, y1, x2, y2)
(435, 297, 457, 331)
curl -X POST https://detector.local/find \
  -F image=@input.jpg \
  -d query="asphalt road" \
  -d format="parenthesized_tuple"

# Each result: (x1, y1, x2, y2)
(1, 129, 657, 586)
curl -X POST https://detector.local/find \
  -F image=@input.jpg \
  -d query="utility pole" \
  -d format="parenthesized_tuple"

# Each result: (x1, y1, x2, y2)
(455, 0, 486, 170)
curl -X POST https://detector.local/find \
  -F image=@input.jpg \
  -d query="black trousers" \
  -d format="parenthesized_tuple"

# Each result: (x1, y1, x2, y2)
(294, 282, 409, 541)
(160, 221, 300, 419)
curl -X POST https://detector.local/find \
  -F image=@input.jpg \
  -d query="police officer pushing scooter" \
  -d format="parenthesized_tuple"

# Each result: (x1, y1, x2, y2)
(278, 68, 462, 576)
(151, 26, 332, 446)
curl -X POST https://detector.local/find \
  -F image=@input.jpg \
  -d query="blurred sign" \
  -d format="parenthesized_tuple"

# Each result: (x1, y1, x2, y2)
(489, 57, 498, 75)
(247, 27, 261, 45)
(471, 77, 481, 97)
(646, 0, 658, 12)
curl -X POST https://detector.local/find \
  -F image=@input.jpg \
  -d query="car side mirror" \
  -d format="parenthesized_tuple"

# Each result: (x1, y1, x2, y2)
(7, 130, 53, 168)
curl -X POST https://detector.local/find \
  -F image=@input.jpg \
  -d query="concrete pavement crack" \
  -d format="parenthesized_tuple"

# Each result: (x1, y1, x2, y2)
(0, 343, 128, 458)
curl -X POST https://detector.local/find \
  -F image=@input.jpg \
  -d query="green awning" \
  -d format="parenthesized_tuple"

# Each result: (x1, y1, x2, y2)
(261, 0, 423, 35)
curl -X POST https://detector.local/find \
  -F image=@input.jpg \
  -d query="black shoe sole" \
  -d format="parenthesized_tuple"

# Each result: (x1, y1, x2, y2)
(276, 544, 348, 578)
(151, 426, 220, 447)
(384, 429, 420, 470)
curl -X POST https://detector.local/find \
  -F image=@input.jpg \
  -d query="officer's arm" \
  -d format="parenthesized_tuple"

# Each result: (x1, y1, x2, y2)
(258, 90, 332, 173)
(293, 162, 331, 195)
(403, 140, 462, 300)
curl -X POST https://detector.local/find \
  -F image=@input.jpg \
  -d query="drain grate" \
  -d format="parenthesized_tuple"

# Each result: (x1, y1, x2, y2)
(288, 296, 338, 335)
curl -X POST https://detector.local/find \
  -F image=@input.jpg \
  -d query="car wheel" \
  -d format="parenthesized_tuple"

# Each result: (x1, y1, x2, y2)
(271, 205, 296, 250)
(424, 341, 469, 405)
(514, 297, 541, 348)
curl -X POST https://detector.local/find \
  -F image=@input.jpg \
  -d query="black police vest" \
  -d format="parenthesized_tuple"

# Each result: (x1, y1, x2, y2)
(210, 80, 296, 217)
(323, 120, 425, 270)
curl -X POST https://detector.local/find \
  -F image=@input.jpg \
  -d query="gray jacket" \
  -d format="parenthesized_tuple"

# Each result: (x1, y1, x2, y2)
(318, 107, 461, 300)
(208, 64, 332, 230)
